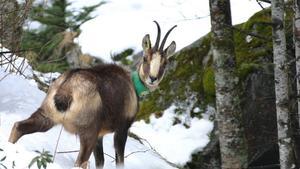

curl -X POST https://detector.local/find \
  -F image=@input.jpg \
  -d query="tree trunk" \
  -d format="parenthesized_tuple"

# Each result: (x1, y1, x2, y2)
(209, 0, 248, 169)
(292, 0, 300, 167)
(295, 0, 300, 130)
(271, 0, 295, 168)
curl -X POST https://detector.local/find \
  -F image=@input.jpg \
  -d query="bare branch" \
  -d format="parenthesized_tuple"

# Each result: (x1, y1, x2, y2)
(233, 26, 271, 41)
(124, 149, 150, 158)
(56, 150, 116, 161)
(258, 0, 271, 3)
(129, 132, 181, 168)
(172, 14, 210, 23)
(256, 0, 266, 10)
(0, 72, 11, 82)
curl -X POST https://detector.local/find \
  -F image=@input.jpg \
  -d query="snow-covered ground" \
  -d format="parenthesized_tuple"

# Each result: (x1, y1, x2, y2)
(0, 54, 213, 169)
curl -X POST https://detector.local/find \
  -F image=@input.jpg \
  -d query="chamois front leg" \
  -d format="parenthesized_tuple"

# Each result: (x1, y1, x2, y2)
(9, 108, 54, 143)
(93, 137, 105, 169)
(75, 132, 98, 169)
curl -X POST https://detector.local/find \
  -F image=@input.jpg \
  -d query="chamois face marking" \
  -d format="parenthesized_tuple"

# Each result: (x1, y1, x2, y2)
(139, 21, 177, 89)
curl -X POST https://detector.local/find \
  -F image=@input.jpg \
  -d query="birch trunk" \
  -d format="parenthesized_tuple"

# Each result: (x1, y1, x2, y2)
(271, 0, 295, 168)
(209, 0, 247, 168)
(292, 0, 300, 166)
(294, 0, 300, 134)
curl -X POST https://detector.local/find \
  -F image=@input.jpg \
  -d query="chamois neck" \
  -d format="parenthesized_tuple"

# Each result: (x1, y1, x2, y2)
(131, 71, 149, 97)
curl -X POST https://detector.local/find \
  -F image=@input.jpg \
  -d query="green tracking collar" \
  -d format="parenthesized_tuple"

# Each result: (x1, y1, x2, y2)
(131, 71, 149, 97)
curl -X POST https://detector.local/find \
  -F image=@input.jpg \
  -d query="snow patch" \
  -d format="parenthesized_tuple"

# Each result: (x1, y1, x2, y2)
(246, 35, 253, 43)
(131, 105, 214, 165)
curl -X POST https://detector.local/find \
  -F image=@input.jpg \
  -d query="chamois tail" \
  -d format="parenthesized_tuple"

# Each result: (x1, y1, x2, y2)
(54, 92, 73, 112)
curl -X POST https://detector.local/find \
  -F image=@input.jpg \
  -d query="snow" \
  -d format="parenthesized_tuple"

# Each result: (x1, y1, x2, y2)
(131, 105, 214, 165)
(0, 56, 214, 169)
(67, 0, 270, 62)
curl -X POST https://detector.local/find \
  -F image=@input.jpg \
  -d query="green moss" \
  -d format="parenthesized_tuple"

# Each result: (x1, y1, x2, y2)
(237, 63, 261, 80)
(234, 8, 273, 67)
(203, 66, 215, 97)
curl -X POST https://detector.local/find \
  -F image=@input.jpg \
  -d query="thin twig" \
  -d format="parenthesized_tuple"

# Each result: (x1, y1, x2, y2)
(53, 124, 65, 162)
(130, 133, 181, 168)
(256, 0, 266, 10)
(257, 0, 271, 3)
(56, 150, 115, 160)
(0, 53, 26, 77)
(53, 109, 67, 162)
(230, 25, 272, 41)
(124, 149, 150, 158)
(0, 48, 40, 55)
(0, 72, 10, 82)
(172, 15, 210, 22)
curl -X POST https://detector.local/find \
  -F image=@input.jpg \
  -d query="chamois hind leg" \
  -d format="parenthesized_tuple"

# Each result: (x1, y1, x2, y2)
(93, 137, 104, 169)
(114, 123, 131, 166)
(75, 132, 98, 169)
(9, 108, 54, 143)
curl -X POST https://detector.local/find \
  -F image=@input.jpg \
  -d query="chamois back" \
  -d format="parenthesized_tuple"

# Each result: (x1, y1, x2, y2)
(41, 64, 137, 134)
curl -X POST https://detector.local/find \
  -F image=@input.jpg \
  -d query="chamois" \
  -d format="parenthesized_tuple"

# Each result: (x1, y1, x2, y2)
(8, 21, 176, 169)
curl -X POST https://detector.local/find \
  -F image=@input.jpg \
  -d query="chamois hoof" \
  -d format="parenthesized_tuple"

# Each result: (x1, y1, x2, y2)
(75, 161, 89, 169)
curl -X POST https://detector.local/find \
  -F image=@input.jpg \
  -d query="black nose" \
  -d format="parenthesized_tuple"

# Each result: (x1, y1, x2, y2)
(150, 76, 157, 82)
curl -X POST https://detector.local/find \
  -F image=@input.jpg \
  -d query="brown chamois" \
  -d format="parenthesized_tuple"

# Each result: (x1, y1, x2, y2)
(8, 21, 176, 169)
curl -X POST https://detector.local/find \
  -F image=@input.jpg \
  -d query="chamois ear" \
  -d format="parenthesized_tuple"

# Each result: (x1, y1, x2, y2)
(164, 41, 176, 59)
(142, 34, 152, 51)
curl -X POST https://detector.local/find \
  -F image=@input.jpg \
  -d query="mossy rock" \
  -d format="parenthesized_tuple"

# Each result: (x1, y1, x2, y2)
(137, 3, 293, 120)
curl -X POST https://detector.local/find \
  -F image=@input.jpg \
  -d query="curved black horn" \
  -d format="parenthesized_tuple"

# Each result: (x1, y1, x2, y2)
(159, 25, 177, 52)
(153, 21, 161, 52)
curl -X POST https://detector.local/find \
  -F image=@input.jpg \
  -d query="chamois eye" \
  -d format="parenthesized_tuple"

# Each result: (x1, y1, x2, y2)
(143, 57, 147, 62)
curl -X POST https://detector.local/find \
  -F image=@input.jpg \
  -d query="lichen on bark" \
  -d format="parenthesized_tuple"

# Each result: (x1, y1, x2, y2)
(209, 0, 248, 168)
(271, 0, 295, 168)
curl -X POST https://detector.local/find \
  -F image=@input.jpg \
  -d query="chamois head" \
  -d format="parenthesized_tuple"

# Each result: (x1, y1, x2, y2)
(138, 21, 176, 90)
